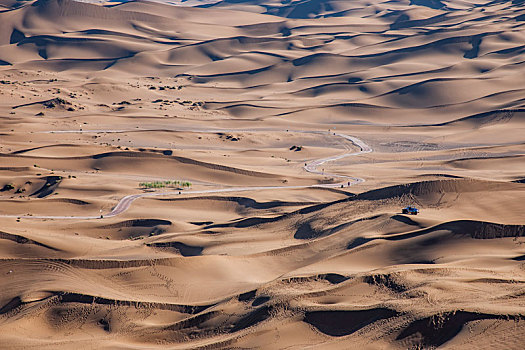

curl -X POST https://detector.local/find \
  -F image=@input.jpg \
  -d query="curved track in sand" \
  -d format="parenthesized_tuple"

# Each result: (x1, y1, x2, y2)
(1, 129, 372, 219)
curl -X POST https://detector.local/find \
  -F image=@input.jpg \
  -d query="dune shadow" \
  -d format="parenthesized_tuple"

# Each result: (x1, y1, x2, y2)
(147, 241, 203, 257)
(396, 311, 508, 347)
(305, 308, 399, 337)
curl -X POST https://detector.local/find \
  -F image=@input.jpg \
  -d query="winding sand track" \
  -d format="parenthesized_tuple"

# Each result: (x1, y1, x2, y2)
(1, 130, 372, 219)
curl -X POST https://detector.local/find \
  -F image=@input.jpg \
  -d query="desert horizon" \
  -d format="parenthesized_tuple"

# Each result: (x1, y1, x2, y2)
(1, 0, 525, 348)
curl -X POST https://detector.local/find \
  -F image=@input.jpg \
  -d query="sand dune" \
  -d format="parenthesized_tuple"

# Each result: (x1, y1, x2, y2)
(1, 0, 525, 348)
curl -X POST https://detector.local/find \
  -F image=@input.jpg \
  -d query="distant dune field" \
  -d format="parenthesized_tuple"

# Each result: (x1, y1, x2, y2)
(1, 0, 525, 349)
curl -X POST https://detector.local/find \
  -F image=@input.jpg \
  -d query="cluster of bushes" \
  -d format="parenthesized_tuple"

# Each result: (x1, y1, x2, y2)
(139, 180, 192, 189)
(1, 183, 15, 191)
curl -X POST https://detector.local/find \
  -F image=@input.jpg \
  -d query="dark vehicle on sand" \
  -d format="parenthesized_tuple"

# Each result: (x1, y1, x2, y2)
(402, 206, 419, 215)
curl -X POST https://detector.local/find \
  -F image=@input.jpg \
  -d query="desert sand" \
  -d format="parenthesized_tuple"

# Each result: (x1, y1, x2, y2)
(1, 0, 525, 348)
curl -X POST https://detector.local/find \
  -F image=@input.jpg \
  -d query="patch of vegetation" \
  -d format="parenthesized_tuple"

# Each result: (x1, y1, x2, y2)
(43, 97, 71, 109)
(225, 134, 239, 141)
(139, 180, 192, 189)
(1, 183, 15, 191)
(218, 133, 240, 142)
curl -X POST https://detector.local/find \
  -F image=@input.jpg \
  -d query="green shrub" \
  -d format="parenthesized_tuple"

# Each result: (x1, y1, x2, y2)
(139, 180, 192, 189)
